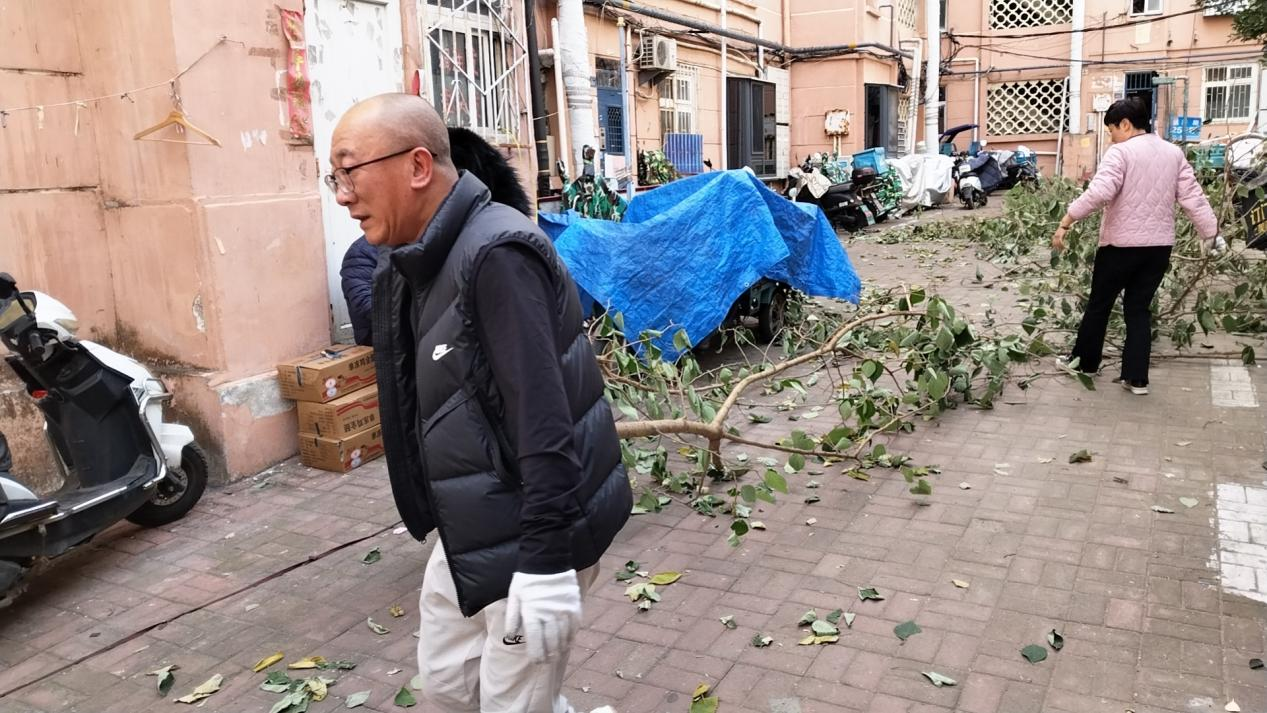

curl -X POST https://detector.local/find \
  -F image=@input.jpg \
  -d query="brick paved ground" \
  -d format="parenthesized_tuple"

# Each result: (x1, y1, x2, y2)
(2, 218, 1266, 713)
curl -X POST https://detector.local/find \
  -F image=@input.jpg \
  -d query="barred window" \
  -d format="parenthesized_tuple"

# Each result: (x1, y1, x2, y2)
(987, 79, 1069, 136)
(989, 0, 1072, 29)
(1204, 64, 1257, 122)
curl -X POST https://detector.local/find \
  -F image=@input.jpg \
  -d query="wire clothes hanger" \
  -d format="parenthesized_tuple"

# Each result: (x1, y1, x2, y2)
(132, 80, 222, 147)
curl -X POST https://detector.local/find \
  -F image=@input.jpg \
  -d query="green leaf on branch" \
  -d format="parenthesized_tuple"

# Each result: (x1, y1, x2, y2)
(763, 469, 789, 494)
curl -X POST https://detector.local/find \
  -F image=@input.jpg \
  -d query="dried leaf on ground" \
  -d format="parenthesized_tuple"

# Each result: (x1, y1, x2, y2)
(147, 665, 178, 697)
(806, 517, 818, 526)
(952, 580, 970, 589)
(894, 621, 922, 641)
(751, 633, 773, 648)
(805, 495, 822, 504)
(750, 521, 767, 530)
(858, 587, 885, 601)
(922, 671, 957, 687)
(1021, 645, 1048, 663)
(176, 674, 223, 704)
(367, 618, 390, 635)
(1250, 658, 1264, 670)
(361, 547, 382, 565)
(389, 605, 405, 618)
(843, 612, 856, 628)
(387, 668, 402, 676)
(798, 610, 818, 626)
(306, 677, 331, 702)
(253, 652, 285, 672)
(288, 655, 325, 670)
(1048, 630, 1064, 651)
(395, 686, 418, 707)
(1226, 701, 1241, 713)
(1068, 450, 1093, 464)
(825, 609, 843, 624)
(798, 635, 839, 646)
(320, 660, 357, 671)
(649, 572, 682, 586)
(720, 615, 737, 629)
(1176, 441, 1193, 447)
(345, 690, 372, 709)
(1112, 476, 1130, 484)
(959, 482, 972, 490)
(1151, 505, 1176, 514)
(1179, 497, 1199, 509)
(811, 620, 839, 636)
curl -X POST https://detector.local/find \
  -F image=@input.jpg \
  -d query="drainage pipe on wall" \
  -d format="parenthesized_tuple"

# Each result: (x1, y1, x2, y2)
(948, 57, 981, 142)
(523, 0, 553, 196)
(558, 0, 598, 170)
(720, 0, 729, 169)
(901, 38, 922, 154)
(923, 0, 940, 154)
(1068, 0, 1085, 134)
(550, 18, 572, 178)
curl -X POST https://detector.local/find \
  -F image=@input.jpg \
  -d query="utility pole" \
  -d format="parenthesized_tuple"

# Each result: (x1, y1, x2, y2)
(923, 0, 939, 154)
(557, 0, 597, 172)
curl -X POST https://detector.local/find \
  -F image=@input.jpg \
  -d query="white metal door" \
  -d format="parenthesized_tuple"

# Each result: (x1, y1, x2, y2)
(306, 0, 404, 340)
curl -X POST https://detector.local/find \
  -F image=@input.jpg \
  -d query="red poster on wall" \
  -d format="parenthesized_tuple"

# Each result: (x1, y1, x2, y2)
(279, 7, 312, 142)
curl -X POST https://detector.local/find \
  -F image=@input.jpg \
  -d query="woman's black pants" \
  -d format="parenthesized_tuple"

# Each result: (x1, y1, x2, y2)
(1070, 244, 1172, 385)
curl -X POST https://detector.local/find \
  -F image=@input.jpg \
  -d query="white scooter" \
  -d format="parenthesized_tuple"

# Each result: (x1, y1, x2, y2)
(0, 273, 208, 608)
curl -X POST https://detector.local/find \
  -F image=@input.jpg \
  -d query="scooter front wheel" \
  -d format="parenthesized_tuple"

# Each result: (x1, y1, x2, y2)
(0, 559, 29, 610)
(127, 443, 210, 528)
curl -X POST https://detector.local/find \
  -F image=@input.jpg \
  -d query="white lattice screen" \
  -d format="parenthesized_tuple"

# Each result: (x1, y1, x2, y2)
(987, 79, 1068, 136)
(897, 0, 918, 28)
(989, 0, 1072, 29)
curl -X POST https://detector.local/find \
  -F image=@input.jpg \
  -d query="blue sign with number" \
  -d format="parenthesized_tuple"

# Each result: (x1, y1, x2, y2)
(1169, 116, 1202, 142)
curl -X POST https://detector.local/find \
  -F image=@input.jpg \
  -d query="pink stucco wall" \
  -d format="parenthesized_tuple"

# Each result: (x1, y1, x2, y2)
(2, 0, 329, 480)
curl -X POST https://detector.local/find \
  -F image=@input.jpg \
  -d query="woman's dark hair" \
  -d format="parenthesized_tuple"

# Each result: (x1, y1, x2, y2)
(1104, 96, 1152, 133)
(447, 126, 533, 216)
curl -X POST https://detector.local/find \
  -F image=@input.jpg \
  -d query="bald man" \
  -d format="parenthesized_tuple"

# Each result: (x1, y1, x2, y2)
(327, 94, 630, 713)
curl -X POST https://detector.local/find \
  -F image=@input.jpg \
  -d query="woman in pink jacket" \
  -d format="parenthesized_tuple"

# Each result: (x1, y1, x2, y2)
(1052, 97, 1219, 395)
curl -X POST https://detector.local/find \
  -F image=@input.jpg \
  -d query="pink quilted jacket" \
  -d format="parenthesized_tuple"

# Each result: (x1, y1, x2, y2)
(1068, 132, 1218, 247)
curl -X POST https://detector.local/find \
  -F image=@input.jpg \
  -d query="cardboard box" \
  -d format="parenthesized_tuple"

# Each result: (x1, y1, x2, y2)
(299, 425, 385, 473)
(277, 345, 376, 403)
(297, 385, 380, 439)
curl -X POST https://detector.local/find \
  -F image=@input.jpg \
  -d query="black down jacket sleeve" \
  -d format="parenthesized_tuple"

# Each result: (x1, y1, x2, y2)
(340, 236, 378, 347)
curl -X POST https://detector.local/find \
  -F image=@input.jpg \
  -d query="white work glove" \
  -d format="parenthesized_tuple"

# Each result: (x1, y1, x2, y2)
(1200, 234, 1228, 256)
(503, 570, 582, 663)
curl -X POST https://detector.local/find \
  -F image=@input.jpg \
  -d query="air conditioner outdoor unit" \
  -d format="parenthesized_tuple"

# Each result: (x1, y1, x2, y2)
(640, 35, 678, 72)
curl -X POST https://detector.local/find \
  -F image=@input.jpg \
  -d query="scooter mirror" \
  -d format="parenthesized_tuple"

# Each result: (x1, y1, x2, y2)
(0, 273, 16, 300)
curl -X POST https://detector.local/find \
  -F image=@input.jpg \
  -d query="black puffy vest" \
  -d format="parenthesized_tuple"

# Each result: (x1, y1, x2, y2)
(372, 173, 630, 616)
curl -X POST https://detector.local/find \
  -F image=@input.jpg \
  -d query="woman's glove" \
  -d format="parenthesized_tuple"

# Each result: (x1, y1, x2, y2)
(504, 570, 582, 663)
(1200, 235, 1228, 256)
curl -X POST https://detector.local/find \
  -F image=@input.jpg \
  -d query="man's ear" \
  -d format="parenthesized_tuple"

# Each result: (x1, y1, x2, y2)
(409, 147, 435, 190)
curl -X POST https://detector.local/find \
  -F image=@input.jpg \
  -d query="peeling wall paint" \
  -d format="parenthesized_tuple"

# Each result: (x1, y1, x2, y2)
(218, 373, 293, 419)
(192, 293, 206, 333)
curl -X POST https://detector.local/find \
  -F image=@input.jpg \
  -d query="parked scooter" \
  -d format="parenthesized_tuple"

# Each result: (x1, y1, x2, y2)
(786, 157, 873, 232)
(0, 274, 208, 608)
(955, 154, 990, 209)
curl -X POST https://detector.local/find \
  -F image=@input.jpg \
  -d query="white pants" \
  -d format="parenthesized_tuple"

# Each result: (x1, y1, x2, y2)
(416, 544, 599, 713)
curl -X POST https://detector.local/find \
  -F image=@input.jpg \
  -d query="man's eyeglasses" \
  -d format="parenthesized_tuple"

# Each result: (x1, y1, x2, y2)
(323, 147, 419, 194)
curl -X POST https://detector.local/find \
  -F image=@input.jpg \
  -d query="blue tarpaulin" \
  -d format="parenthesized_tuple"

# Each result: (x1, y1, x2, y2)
(542, 169, 862, 359)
